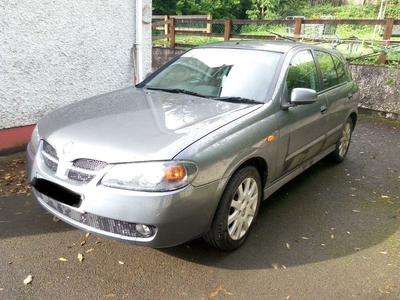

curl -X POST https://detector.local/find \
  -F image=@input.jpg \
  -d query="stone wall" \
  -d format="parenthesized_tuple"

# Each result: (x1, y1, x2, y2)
(152, 47, 400, 119)
(350, 65, 400, 119)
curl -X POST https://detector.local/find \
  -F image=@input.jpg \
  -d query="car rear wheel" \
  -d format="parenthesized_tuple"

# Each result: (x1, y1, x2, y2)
(331, 117, 353, 163)
(204, 165, 261, 251)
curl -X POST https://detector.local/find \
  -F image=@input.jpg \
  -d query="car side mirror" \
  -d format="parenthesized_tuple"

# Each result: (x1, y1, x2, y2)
(291, 88, 317, 104)
(282, 88, 317, 109)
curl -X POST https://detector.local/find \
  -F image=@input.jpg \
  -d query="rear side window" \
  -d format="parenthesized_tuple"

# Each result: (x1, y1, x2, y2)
(315, 51, 343, 90)
(332, 55, 347, 84)
(286, 50, 319, 100)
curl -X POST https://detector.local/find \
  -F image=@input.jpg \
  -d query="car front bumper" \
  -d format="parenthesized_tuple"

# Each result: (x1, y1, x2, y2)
(26, 143, 223, 248)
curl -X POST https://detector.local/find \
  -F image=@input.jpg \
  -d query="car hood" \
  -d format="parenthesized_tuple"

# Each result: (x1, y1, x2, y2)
(38, 86, 261, 163)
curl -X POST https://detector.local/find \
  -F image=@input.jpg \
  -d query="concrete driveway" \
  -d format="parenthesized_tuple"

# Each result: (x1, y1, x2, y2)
(1, 115, 399, 299)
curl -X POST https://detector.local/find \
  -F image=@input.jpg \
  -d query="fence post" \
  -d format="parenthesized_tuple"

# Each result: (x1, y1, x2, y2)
(207, 15, 212, 34)
(378, 18, 394, 64)
(164, 15, 169, 39)
(224, 20, 231, 41)
(293, 18, 303, 40)
(170, 17, 175, 48)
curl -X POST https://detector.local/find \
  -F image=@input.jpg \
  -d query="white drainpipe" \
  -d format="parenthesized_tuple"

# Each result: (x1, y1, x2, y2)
(135, 0, 143, 83)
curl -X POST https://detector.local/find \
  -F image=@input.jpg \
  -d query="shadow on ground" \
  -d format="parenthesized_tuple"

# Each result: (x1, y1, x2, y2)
(158, 117, 400, 269)
(1, 117, 399, 271)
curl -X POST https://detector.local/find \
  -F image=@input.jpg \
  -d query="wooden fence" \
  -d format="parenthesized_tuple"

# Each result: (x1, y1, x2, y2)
(152, 17, 400, 64)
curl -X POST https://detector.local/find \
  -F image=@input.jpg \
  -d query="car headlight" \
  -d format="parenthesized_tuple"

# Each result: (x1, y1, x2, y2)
(101, 161, 198, 192)
(29, 125, 41, 154)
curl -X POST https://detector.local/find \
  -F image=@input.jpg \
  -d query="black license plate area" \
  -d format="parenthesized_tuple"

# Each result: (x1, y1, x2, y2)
(32, 178, 82, 208)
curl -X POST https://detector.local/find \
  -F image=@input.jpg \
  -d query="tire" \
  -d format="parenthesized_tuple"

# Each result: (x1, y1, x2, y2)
(204, 165, 262, 251)
(331, 117, 353, 163)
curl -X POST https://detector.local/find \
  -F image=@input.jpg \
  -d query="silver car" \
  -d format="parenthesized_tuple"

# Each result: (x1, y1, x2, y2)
(26, 41, 359, 250)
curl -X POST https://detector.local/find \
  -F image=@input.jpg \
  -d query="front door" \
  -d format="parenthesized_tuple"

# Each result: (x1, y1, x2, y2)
(275, 50, 328, 175)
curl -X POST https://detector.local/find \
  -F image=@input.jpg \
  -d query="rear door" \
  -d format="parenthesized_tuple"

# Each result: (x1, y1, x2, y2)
(314, 50, 354, 147)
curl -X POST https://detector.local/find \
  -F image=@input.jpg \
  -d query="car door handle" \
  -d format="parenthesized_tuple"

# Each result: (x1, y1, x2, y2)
(321, 105, 327, 114)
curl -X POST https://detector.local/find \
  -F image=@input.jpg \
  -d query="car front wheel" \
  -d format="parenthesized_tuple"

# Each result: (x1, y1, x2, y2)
(204, 165, 262, 251)
(332, 117, 353, 163)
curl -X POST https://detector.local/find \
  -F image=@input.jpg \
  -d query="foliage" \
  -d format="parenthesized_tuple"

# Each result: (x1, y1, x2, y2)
(246, 0, 309, 20)
(152, 0, 252, 19)
(385, 0, 400, 18)
(153, 0, 400, 20)
(298, 4, 378, 19)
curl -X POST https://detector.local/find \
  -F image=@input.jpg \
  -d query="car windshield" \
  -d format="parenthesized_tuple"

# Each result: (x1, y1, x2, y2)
(143, 48, 282, 103)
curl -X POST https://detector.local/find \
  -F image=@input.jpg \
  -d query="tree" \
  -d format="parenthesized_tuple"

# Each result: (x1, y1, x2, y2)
(246, 0, 309, 20)
(152, 0, 252, 19)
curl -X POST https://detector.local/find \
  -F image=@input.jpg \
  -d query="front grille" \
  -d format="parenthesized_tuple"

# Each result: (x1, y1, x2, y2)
(68, 158, 107, 183)
(68, 170, 95, 182)
(41, 141, 107, 184)
(73, 159, 107, 171)
(42, 141, 59, 172)
(40, 192, 157, 238)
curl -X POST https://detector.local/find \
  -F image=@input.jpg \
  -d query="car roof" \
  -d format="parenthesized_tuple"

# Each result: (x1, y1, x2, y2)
(195, 40, 343, 57)
(196, 40, 306, 53)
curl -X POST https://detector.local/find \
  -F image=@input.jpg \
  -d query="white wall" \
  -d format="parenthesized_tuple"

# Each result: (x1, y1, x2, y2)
(0, 0, 152, 130)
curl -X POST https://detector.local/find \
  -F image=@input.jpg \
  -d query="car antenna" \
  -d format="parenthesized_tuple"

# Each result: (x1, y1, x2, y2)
(267, 30, 296, 42)
(236, 35, 249, 45)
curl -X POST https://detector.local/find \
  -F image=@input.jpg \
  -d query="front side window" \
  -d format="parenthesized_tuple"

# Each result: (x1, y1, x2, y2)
(286, 50, 319, 100)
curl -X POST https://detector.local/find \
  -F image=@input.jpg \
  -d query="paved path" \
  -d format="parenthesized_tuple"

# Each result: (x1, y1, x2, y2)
(1, 116, 399, 299)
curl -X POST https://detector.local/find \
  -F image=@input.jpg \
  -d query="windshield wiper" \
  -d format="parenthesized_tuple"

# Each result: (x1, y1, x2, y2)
(145, 87, 207, 98)
(212, 96, 264, 105)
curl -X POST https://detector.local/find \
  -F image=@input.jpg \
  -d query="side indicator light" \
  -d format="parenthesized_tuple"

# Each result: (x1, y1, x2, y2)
(267, 135, 275, 143)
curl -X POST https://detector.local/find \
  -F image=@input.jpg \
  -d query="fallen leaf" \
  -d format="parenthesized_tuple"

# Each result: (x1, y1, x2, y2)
(85, 232, 91, 239)
(354, 247, 362, 251)
(80, 241, 86, 246)
(86, 248, 94, 253)
(352, 209, 361, 213)
(208, 286, 223, 298)
(281, 265, 287, 270)
(381, 195, 389, 199)
(23, 275, 33, 285)
(208, 290, 219, 298)
(379, 251, 388, 255)
(331, 235, 334, 239)
(286, 243, 290, 249)
(380, 285, 391, 294)
(58, 257, 68, 262)
(53, 216, 60, 222)
(78, 253, 84, 262)
(286, 296, 291, 300)
(118, 261, 125, 265)
(105, 294, 116, 298)
(301, 237, 309, 240)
